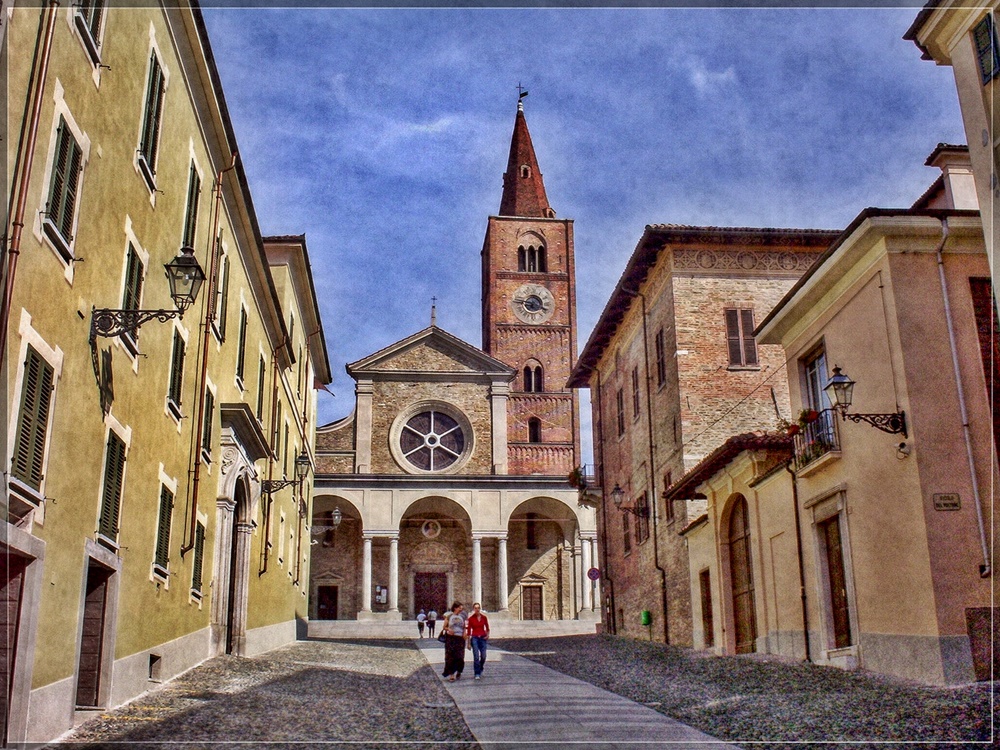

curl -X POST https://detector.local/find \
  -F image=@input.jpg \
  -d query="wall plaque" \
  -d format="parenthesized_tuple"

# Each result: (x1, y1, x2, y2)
(933, 493, 961, 511)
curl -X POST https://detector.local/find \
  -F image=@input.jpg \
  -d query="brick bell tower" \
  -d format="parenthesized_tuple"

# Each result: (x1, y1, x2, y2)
(482, 97, 581, 476)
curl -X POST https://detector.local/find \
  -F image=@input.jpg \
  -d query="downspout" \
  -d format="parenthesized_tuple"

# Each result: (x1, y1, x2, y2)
(785, 461, 811, 662)
(1, 1, 59, 364)
(595, 371, 616, 634)
(181, 154, 238, 556)
(624, 286, 670, 644)
(934, 218, 991, 577)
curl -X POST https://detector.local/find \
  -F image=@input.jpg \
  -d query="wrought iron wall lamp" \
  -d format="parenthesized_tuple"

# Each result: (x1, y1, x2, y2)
(824, 365, 907, 438)
(610, 483, 648, 517)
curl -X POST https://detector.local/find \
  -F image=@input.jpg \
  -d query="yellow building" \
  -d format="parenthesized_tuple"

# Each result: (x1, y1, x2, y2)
(906, 1, 1000, 285)
(669, 147, 998, 685)
(2, 4, 330, 744)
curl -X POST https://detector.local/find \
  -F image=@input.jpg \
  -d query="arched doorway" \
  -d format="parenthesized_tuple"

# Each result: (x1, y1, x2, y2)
(727, 494, 757, 654)
(309, 496, 361, 620)
(401, 497, 469, 618)
(212, 476, 252, 656)
(507, 497, 579, 621)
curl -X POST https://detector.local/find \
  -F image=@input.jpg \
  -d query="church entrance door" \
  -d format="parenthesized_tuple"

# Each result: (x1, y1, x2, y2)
(414, 572, 447, 614)
(317, 585, 338, 620)
(523, 586, 543, 620)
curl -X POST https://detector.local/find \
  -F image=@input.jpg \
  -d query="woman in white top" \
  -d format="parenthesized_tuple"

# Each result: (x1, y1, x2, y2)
(440, 602, 467, 681)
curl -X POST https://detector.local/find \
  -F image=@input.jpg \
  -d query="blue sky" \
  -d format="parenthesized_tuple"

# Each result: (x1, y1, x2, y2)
(201, 7, 965, 463)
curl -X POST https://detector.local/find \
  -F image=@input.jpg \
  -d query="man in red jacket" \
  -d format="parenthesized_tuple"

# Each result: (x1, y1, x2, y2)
(465, 602, 490, 680)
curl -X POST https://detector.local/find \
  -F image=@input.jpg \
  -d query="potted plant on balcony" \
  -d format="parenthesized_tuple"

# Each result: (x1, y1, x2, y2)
(567, 466, 587, 490)
(798, 408, 820, 426)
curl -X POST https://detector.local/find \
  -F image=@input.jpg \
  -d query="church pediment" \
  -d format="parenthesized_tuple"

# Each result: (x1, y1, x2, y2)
(348, 326, 515, 379)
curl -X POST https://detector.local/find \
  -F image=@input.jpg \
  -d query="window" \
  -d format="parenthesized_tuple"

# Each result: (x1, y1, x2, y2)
(256, 355, 266, 422)
(635, 493, 650, 543)
(616, 388, 625, 437)
(213, 247, 230, 340)
(283, 424, 290, 476)
(399, 410, 466, 471)
(974, 14, 1000, 84)
(631, 367, 640, 419)
(725, 308, 758, 367)
(236, 308, 248, 387)
(153, 485, 173, 577)
(138, 52, 165, 188)
(201, 388, 214, 463)
(655, 328, 666, 387)
(74, 0, 106, 64)
(191, 522, 205, 597)
(120, 244, 144, 355)
(288, 313, 295, 349)
(797, 348, 838, 468)
(528, 417, 542, 444)
(518, 246, 526, 271)
(44, 117, 84, 260)
(98, 432, 127, 546)
(517, 244, 546, 272)
(167, 330, 185, 419)
(526, 512, 537, 550)
(273, 400, 282, 454)
(181, 163, 201, 250)
(12, 346, 56, 492)
(699, 569, 714, 647)
(296, 346, 303, 398)
(622, 512, 631, 554)
(663, 471, 674, 522)
(523, 363, 543, 392)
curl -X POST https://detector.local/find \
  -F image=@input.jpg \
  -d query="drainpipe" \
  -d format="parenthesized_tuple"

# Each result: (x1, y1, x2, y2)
(595, 371, 616, 634)
(181, 154, 238, 556)
(934, 218, 991, 577)
(623, 286, 670, 644)
(1, 1, 59, 364)
(784, 461, 811, 662)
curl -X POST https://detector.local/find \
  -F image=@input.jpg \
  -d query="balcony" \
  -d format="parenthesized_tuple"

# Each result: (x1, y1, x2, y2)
(793, 408, 841, 473)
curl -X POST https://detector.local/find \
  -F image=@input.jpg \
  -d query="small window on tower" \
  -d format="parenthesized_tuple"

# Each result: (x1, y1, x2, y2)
(520, 165, 531, 178)
(528, 417, 542, 443)
(518, 246, 526, 272)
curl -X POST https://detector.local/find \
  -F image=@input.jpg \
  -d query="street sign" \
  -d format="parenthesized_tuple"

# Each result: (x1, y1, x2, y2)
(587, 567, 601, 581)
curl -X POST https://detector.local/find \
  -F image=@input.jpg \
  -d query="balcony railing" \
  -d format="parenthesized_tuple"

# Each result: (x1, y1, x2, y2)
(793, 408, 840, 470)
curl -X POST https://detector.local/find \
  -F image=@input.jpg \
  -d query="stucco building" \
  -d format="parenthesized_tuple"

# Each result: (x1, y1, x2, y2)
(308, 101, 598, 627)
(2, 4, 330, 744)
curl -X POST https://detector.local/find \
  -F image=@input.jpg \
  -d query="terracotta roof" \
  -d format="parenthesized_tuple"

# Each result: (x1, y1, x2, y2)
(924, 143, 968, 166)
(662, 432, 793, 502)
(498, 104, 552, 218)
(567, 224, 838, 388)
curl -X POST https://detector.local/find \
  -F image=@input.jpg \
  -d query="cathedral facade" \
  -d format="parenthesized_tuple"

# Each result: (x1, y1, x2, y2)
(310, 101, 598, 623)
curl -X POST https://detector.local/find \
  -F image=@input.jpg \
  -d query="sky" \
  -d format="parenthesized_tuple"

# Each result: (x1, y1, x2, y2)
(200, 6, 966, 465)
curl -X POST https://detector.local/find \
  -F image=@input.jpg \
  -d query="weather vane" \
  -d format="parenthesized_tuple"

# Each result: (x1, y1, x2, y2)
(517, 82, 528, 100)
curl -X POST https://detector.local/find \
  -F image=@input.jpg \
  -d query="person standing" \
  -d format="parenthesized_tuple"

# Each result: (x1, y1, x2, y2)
(465, 602, 490, 680)
(416, 609, 427, 638)
(426, 609, 437, 637)
(441, 602, 466, 682)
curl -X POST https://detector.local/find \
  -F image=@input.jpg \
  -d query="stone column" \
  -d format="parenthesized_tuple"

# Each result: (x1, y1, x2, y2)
(580, 535, 593, 611)
(472, 536, 482, 605)
(389, 536, 399, 612)
(497, 535, 509, 611)
(355, 380, 374, 473)
(489, 382, 509, 474)
(590, 537, 601, 608)
(361, 535, 373, 613)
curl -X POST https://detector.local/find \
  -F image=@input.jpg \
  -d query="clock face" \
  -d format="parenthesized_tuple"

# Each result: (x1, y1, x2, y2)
(512, 284, 555, 324)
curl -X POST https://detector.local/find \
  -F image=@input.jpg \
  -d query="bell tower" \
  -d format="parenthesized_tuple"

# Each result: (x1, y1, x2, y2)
(482, 98, 581, 476)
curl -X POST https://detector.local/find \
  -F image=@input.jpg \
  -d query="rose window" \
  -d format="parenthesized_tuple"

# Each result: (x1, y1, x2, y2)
(399, 410, 466, 471)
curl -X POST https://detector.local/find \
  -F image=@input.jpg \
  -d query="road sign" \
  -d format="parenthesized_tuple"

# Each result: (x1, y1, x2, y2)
(587, 567, 601, 581)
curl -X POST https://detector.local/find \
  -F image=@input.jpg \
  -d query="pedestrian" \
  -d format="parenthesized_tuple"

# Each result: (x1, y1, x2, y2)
(465, 602, 490, 680)
(416, 609, 427, 638)
(441, 601, 467, 682)
(426, 609, 437, 637)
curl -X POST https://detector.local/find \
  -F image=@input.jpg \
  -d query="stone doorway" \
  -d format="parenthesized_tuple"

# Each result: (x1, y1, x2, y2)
(413, 572, 447, 615)
(316, 585, 339, 620)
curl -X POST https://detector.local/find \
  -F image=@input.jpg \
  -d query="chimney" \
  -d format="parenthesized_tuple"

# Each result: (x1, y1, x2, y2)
(925, 144, 979, 210)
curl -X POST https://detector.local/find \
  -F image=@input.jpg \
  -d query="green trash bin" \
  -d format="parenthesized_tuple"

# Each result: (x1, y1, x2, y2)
(640, 610, 652, 626)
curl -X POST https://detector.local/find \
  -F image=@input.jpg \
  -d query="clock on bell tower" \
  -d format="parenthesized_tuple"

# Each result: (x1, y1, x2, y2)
(481, 98, 581, 476)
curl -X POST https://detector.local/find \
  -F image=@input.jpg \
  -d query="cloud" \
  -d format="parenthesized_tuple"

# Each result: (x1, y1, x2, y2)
(684, 56, 738, 96)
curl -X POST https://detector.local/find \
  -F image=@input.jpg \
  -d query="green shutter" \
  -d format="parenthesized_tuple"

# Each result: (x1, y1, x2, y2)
(192, 522, 205, 593)
(168, 330, 185, 407)
(59, 138, 82, 241)
(85, 0, 105, 38)
(256, 356, 266, 421)
(217, 255, 230, 338)
(12, 347, 55, 490)
(122, 245, 144, 311)
(182, 164, 200, 249)
(47, 118, 83, 247)
(140, 55, 165, 169)
(48, 120, 69, 226)
(99, 433, 126, 540)
(237, 309, 248, 381)
(155, 485, 173, 569)
(740, 308, 758, 366)
(202, 389, 215, 457)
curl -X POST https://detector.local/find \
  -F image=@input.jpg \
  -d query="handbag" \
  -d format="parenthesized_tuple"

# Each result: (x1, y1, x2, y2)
(437, 631, 446, 643)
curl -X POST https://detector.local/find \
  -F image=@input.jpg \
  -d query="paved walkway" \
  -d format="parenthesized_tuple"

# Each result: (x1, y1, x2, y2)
(416, 640, 734, 749)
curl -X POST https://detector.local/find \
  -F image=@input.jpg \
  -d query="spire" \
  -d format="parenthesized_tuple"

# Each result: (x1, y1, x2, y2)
(430, 297, 437, 327)
(498, 97, 553, 218)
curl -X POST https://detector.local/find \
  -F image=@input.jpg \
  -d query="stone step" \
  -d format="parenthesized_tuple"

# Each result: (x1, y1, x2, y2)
(307, 618, 599, 640)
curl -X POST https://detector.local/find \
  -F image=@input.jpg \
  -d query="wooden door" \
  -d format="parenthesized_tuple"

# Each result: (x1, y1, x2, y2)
(413, 572, 447, 615)
(728, 497, 757, 654)
(2, 554, 27, 745)
(699, 569, 714, 648)
(317, 586, 338, 620)
(820, 516, 852, 649)
(523, 586, 543, 620)
(76, 563, 111, 707)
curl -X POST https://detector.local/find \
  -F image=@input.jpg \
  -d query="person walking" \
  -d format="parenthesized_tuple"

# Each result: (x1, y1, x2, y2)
(441, 602, 467, 682)
(465, 602, 490, 680)
(416, 609, 427, 638)
(426, 609, 437, 637)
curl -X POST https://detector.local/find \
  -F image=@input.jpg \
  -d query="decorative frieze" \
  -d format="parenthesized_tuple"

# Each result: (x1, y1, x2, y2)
(672, 247, 821, 275)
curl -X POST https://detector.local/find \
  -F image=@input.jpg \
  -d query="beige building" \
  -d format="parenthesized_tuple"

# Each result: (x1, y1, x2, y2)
(3, 4, 330, 745)
(906, 2, 999, 286)
(668, 147, 997, 685)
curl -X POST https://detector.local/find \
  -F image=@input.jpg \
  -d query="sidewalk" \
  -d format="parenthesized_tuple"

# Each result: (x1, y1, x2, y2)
(416, 640, 735, 749)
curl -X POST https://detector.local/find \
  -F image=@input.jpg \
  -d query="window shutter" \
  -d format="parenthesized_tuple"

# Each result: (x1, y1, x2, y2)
(256, 356, 266, 421)
(12, 347, 55, 490)
(192, 522, 205, 593)
(182, 166, 200, 248)
(87, 0, 105, 38)
(217, 255, 230, 338)
(725, 309, 742, 365)
(99, 433, 126, 539)
(740, 308, 758, 366)
(48, 120, 69, 224)
(202, 389, 215, 452)
(141, 56, 165, 168)
(155, 484, 173, 569)
(168, 331, 185, 406)
(122, 245, 144, 311)
(237, 309, 248, 380)
(975, 15, 1000, 83)
(59, 138, 83, 241)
